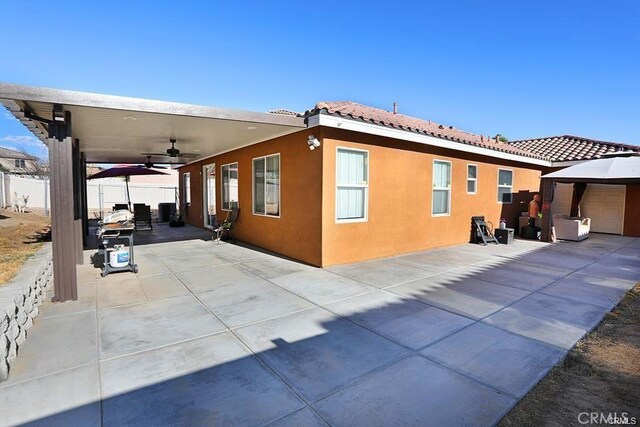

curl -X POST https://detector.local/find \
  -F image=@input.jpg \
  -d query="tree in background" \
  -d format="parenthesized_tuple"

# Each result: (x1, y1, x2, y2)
(18, 147, 49, 178)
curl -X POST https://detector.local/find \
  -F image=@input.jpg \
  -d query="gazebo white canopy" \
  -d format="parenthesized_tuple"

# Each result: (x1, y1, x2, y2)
(0, 83, 307, 302)
(542, 155, 640, 184)
(538, 154, 640, 242)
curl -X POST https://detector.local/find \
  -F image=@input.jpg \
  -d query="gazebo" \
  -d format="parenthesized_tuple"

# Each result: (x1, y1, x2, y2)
(539, 153, 640, 241)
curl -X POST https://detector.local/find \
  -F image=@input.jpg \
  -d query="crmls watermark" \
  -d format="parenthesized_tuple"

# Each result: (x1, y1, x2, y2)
(578, 412, 637, 425)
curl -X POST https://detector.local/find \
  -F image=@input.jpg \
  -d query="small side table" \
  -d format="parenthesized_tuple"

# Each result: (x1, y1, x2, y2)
(495, 227, 514, 245)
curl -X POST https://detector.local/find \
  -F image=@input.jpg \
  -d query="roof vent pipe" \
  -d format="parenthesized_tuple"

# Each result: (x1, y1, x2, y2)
(393, 102, 397, 114)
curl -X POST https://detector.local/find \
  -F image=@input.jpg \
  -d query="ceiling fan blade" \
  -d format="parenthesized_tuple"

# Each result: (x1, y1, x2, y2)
(177, 153, 200, 158)
(140, 152, 170, 157)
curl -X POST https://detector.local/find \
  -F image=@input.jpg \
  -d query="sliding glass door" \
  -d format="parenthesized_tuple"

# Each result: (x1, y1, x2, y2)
(203, 163, 216, 228)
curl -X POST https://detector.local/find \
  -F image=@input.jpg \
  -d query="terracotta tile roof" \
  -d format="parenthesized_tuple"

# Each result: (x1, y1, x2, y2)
(508, 135, 640, 162)
(268, 109, 300, 116)
(305, 101, 546, 160)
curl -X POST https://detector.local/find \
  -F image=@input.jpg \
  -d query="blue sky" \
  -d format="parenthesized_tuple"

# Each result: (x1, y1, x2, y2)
(1, 1, 639, 159)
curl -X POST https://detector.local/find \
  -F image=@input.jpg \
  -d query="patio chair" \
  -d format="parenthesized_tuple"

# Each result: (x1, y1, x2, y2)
(133, 203, 153, 230)
(471, 216, 499, 245)
(113, 203, 129, 211)
(213, 202, 239, 243)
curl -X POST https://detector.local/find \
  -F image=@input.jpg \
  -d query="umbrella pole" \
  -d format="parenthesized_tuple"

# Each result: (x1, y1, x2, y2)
(125, 176, 132, 211)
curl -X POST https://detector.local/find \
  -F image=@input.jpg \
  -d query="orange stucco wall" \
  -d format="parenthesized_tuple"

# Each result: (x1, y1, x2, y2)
(180, 125, 548, 267)
(179, 130, 323, 266)
(320, 127, 544, 266)
(624, 184, 640, 237)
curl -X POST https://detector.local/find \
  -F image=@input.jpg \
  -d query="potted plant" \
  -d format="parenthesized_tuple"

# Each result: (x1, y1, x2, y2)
(169, 211, 185, 227)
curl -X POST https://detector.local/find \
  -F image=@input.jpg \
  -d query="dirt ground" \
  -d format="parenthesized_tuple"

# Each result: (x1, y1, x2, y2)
(500, 284, 640, 426)
(0, 209, 51, 284)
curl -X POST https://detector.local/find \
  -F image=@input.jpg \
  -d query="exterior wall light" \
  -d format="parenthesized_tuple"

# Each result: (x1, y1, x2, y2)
(308, 135, 320, 150)
(53, 104, 65, 122)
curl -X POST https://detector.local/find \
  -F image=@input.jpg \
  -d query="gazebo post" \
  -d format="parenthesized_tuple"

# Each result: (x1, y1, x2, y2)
(540, 177, 554, 242)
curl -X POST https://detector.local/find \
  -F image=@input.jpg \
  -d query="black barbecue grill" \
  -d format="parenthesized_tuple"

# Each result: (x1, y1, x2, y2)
(97, 211, 138, 276)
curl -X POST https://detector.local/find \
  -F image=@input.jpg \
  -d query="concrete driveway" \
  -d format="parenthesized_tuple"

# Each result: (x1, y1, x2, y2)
(0, 232, 638, 426)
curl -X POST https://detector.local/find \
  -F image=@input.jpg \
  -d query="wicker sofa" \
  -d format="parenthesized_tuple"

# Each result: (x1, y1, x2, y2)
(553, 214, 591, 241)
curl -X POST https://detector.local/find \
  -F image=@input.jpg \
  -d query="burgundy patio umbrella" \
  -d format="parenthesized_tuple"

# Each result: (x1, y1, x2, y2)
(88, 165, 169, 211)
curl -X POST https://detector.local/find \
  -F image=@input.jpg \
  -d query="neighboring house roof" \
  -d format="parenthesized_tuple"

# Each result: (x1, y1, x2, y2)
(305, 101, 546, 160)
(508, 135, 640, 162)
(0, 146, 34, 160)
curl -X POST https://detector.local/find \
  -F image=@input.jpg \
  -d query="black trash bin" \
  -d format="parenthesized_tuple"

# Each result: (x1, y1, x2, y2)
(158, 202, 176, 222)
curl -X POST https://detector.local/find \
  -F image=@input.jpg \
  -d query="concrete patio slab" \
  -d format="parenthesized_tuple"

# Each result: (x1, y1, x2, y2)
(99, 295, 225, 359)
(2, 233, 635, 425)
(0, 311, 98, 386)
(197, 278, 314, 327)
(313, 355, 515, 426)
(101, 332, 305, 426)
(149, 241, 212, 257)
(269, 407, 328, 426)
(421, 323, 566, 398)
(76, 264, 98, 284)
(604, 251, 640, 268)
(472, 260, 571, 292)
(235, 307, 409, 402)
(517, 250, 598, 271)
(327, 258, 434, 288)
(579, 258, 640, 283)
(134, 257, 171, 277)
(138, 273, 191, 301)
(539, 273, 634, 309)
(0, 363, 101, 427)
(176, 263, 258, 294)
(625, 238, 640, 249)
(483, 292, 608, 349)
(160, 252, 229, 273)
(325, 291, 474, 350)
(269, 269, 373, 305)
(40, 282, 96, 319)
(390, 273, 530, 319)
(212, 245, 273, 263)
(96, 276, 148, 309)
(238, 257, 314, 280)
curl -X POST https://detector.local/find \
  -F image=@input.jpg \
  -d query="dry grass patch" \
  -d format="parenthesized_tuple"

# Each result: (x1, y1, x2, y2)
(500, 283, 640, 426)
(0, 209, 51, 285)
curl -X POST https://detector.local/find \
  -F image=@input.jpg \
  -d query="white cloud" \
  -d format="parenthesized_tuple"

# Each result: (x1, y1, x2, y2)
(1, 110, 16, 121)
(0, 135, 44, 147)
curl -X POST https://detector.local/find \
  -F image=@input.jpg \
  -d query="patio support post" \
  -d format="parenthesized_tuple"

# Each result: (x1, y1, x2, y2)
(540, 178, 554, 242)
(71, 139, 83, 265)
(80, 152, 89, 246)
(48, 110, 78, 302)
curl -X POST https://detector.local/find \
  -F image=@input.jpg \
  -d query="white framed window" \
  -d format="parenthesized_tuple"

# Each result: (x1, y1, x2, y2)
(183, 172, 191, 206)
(253, 153, 280, 217)
(336, 147, 368, 222)
(497, 169, 513, 203)
(432, 160, 452, 216)
(467, 164, 477, 194)
(221, 162, 239, 211)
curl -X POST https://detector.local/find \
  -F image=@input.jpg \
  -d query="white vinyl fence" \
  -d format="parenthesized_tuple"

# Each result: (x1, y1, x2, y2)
(0, 173, 178, 217)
